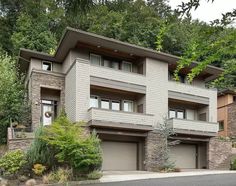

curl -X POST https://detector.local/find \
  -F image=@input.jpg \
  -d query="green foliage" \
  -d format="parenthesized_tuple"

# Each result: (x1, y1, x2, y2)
(86, 170, 103, 180)
(0, 150, 27, 176)
(27, 126, 57, 169)
(42, 112, 102, 174)
(11, 13, 57, 54)
(44, 167, 72, 184)
(0, 52, 28, 144)
(231, 159, 236, 170)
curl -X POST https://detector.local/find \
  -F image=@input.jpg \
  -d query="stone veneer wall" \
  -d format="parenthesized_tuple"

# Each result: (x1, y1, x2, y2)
(228, 103, 236, 137)
(7, 128, 33, 151)
(208, 137, 232, 170)
(30, 71, 65, 130)
(144, 130, 167, 171)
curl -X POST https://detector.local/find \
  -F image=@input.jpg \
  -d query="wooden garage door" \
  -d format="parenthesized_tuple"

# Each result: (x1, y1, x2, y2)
(101, 141, 137, 171)
(169, 144, 196, 169)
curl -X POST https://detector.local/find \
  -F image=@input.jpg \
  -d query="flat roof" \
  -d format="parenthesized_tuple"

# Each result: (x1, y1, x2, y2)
(19, 27, 223, 80)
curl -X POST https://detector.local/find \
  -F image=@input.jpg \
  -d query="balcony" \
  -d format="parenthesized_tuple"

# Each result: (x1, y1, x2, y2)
(88, 108, 154, 130)
(90, 65, 146, 86)
(168, 80, 216, 99)
(167, 118, 219, 136)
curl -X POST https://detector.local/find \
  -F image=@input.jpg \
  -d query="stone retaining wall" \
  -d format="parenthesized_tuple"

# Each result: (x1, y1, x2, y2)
(208, 137, 232, 169)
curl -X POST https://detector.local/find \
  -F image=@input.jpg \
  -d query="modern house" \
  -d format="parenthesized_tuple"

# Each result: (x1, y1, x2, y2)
(218, 90, 236, 137)
(18, 27, 224, 171)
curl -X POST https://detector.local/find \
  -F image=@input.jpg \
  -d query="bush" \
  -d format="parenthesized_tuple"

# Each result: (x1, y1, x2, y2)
(87, 170, 103, 180)
(0, 150, 27, 176)
(43, 167, 72, 184)
(0, 118, 9, 144)
(32, 164, 46, 176)
(231, 159, 236, 170)
(27, 126, 57, 169)
(42, 112, 102, 174)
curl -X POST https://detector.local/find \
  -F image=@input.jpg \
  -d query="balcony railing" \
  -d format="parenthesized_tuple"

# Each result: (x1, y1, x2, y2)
(88, 107, 154, 126)
(167, 118, 219, 135)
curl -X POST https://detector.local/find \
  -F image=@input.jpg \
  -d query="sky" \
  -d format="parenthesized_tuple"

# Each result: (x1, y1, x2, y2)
(168, 0, 236, 23)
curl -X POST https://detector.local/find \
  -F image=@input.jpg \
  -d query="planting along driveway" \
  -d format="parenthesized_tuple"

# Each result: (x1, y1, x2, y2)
(81, 173, 236, 186)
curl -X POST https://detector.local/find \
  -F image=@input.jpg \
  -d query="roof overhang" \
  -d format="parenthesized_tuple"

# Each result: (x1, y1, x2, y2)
(18, 27, 224, 80)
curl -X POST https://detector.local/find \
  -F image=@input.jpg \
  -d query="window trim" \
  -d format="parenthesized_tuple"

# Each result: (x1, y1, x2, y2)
(42, 61, 53, 71)
(90, 53, 102, 66)
(122, 61, 133, 72)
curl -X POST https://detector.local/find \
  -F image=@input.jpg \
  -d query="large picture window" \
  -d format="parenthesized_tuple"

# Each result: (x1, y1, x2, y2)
(169, 108, 185, 119)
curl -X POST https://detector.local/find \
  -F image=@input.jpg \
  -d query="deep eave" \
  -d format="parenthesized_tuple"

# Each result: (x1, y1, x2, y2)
(19, 27, 223, 79)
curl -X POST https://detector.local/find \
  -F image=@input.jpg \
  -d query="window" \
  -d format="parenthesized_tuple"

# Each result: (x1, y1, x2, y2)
(233, 96, 236, 102)
(90, 54, 101, 66)
(122, 61, 132, 72)
(169, 109, 185, 119)
(219, 120, 224, 131)
(169, 109, 176, 118)
(101, 99, 110, 109)
(123, 100, 133, 112)
(177, 110, 184, 119)
(42, 61, 52, 71)
(90, 96, 99, 108)
(103, 59, 111, 68)
(111, 100, 120, 111)
(111, 61, 119, 69)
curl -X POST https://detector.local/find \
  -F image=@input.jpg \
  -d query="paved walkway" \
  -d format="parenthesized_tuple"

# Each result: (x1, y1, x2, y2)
(99, 170, 236, 183)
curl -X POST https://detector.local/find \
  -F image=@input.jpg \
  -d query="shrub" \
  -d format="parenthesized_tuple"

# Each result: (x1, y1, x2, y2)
(27, 126, 57, 169)
(87, 170, 103, 180)
(32, 164, 46, 176)
(42, 112, 102, 174)
(43, 168, 72, 184)
(231, 159, 236, 170)
(0, 150, 26, 176)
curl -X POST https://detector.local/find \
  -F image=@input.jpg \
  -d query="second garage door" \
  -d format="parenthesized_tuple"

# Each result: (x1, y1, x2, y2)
(101, 141, 137, 171)
(169, 144, 197, 169)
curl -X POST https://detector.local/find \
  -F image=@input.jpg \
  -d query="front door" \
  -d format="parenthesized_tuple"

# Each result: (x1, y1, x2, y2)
(41, 100, 57, 125)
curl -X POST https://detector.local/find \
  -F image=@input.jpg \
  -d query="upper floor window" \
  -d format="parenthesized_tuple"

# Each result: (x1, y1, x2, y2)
(218, 120, 224, 131)
(111, 100, 120, 111)
(168, 71, 186, 83)
(90, 54, 101, 66)
(123, 100, 133, 112)
(90, 96, 99, 108)
(122, 61, 132, 72)
(233, 96, 236, 102)
(169, 108, 185, 119)
(42, 61, 52, 71)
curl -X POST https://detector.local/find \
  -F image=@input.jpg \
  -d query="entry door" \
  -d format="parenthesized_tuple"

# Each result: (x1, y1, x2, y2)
(41, 100, 57, 125)
(101, 141, 137, 171)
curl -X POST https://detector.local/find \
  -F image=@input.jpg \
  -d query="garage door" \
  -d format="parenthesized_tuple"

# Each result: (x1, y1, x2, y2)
(169, 144, 196, 169)
(101, 141, 137, 171)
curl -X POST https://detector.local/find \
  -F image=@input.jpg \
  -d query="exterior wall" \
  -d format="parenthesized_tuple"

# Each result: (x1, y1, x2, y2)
(146, 58, 168, 127)
(208, 137, 232, 169)
(228, 103, 236, 137)
(144, 130, 167, 171)
(29, 70, 65, 130)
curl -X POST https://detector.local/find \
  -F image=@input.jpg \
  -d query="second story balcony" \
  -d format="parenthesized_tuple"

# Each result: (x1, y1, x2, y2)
(167, 118, 219, 136)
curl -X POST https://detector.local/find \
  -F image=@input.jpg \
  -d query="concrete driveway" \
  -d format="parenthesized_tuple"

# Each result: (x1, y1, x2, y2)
(99, 170, 235, 183)
(81, 172, 236, 186)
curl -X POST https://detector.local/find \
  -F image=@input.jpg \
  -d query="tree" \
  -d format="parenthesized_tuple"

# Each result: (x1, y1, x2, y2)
(0, 52, 27, 144)
(11, 13, 57, 54)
